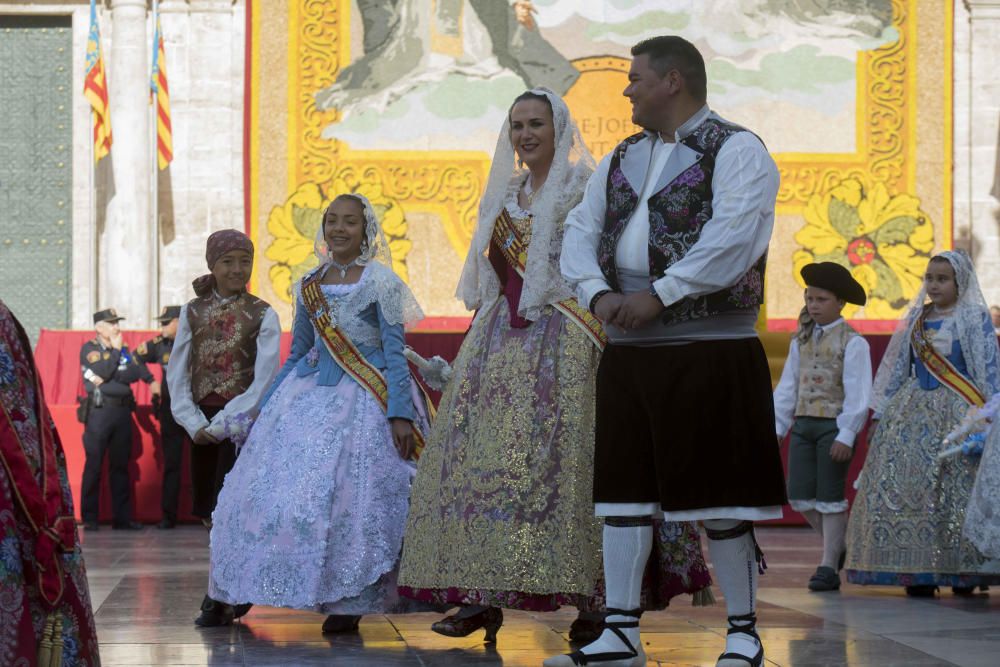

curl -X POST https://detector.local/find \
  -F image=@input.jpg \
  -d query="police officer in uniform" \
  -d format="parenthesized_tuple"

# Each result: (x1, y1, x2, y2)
(80, 308, 156, 530)
(136, 306, 184, 529)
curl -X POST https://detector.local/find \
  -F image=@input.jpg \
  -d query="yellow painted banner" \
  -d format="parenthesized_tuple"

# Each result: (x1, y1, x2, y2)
(246, 0, 951, 333)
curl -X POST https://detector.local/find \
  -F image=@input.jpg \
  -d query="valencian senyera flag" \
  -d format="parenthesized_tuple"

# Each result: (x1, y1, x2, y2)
(83, 0, 112, 162)
(151, 11, 173, 170)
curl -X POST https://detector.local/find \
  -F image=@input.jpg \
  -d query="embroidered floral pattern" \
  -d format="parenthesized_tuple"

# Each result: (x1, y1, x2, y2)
(596, 134, 644, 289)
(0, 301, 101, 666)
(847, 365, 1000, 586)
(599, 119, 765, 326)
(187, 293, 270, 402)
(399, 294, 711, 608)
(208, 278, 432, 615)
(0, 348, 15, 386)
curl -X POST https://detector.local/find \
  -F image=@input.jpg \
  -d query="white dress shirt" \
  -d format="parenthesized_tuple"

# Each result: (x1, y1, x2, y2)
(560, 105, 779, 310)
(615, 137, 676, 272)
(167, 299, 282, 441)
(773, 318, 873, 446)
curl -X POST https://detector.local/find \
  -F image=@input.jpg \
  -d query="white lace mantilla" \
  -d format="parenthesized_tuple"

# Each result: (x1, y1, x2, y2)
(456, 87, 594, 320)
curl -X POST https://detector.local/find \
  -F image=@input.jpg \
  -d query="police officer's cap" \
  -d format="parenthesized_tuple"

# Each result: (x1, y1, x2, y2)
(157, 305, 182, 323)
(93, 308, 125, 325)
(800, 262, 867, 306)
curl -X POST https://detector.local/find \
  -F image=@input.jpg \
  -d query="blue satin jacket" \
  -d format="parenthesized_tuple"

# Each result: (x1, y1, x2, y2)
(261, 296, 413, 420)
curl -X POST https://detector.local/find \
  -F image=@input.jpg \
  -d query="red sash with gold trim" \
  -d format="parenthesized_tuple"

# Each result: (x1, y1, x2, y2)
(300, 276, 426, 458)
(911, 311, 986, 408)
(493, 209, 607, 350)
(0, 322, 76, 610)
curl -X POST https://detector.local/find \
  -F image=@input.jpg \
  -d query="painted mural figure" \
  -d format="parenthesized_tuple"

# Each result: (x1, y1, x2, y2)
(315, 0, 578, 117)
(0, 299, 102, 666)
(398, 88, 712, 646)
(554, 36, 787, 667)
(207, 194, 433, 633)
(847, 250, 1000, 596)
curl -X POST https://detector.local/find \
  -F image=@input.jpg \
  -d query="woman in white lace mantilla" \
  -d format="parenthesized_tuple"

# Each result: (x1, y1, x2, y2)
(397, 89, 712, 644)
(845, 250, 1000, 595)
(207, 193, 431, 633)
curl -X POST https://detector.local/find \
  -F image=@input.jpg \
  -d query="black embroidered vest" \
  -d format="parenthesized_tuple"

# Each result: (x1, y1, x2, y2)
(597, 117, 767, 326)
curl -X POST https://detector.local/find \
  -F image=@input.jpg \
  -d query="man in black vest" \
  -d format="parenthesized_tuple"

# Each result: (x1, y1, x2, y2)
(136, 305, 184, 529)
(552, 36, 786, 667)
(79, 308, 155, 531)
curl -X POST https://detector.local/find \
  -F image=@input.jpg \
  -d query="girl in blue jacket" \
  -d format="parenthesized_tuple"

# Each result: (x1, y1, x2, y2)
(207, 193, 431, 633)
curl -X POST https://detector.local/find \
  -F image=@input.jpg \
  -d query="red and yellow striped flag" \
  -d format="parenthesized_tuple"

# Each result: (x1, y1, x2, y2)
(83, 0, 111, 162)
(151, 14, 173, 170)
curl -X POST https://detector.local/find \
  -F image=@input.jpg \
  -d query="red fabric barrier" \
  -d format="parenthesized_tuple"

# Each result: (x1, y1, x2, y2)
(36, 328, 892, 525)
(35, 329, 465, 523)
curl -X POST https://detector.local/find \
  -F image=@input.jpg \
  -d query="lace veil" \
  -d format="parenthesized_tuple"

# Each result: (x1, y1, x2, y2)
(455, 87, 596, 320)
(296, 192, 424, 327)
(871, 250, 1000, 415)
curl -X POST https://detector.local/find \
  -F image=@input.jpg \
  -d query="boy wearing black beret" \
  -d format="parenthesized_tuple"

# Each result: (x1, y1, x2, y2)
(774, 262, 872, 592)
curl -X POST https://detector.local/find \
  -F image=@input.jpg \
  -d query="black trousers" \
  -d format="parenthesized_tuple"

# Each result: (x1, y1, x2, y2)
(159, 410, 186, 521)
(594, 339, 788, 511)
(81, 404, 134, 524)
(190, 404, 236, 519)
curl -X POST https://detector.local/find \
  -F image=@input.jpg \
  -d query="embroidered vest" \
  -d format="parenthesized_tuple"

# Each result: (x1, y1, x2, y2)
(186, 292, 270, 403)
(598, 117, 767, 326)
(795, 322, 860, 418)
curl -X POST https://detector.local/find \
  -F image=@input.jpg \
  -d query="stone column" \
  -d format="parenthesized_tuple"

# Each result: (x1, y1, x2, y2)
(963, 0, 1000, 306)
(104, 0, 153, 326)
(157, 0, 245, 308)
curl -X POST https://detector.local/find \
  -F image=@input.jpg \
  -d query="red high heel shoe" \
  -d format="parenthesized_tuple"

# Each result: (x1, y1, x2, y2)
(431, 607, 503, 643)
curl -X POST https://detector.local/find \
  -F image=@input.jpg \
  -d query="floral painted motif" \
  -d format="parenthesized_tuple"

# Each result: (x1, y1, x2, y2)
(793, 178, 934, 319)
(266, 179, 413, 304)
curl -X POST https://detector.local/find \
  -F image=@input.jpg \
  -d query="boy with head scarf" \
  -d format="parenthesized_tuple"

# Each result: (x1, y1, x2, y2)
(166, 229, 282, 626)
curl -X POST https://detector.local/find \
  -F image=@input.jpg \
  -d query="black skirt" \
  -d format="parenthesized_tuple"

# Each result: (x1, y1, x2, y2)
(593, 338, 787, 512)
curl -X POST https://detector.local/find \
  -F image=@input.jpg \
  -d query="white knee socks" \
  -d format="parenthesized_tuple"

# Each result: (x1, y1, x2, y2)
(705, 519, 761, 661)
(820, 512, 847, 569)
(577, 520, 652, 658)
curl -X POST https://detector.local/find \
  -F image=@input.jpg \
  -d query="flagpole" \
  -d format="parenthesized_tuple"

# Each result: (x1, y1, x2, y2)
(89, 108, 98, 320)
(88, 1, 99, 320)
(150, 0, 160, 324)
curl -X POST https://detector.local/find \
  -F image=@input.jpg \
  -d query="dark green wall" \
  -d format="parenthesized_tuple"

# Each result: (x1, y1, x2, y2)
(0, 14, 74, 340)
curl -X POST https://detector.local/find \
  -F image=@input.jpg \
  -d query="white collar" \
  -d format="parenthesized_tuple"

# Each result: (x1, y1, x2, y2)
(814, 317, 845, 334)
(640, 104, 712, 144)
(675, 104, 712, 141)
(212, 289, 241, 305)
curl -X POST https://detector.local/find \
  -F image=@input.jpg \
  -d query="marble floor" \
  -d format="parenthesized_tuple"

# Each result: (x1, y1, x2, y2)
(81, 526, 1000, 666)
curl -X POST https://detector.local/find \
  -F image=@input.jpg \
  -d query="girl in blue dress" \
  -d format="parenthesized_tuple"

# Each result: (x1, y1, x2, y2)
(846, 250, 1000, 596)
(207, 193, 430, 632)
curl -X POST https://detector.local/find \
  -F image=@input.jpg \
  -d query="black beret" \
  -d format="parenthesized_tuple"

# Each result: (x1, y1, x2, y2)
(800, 262, 867, 306)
